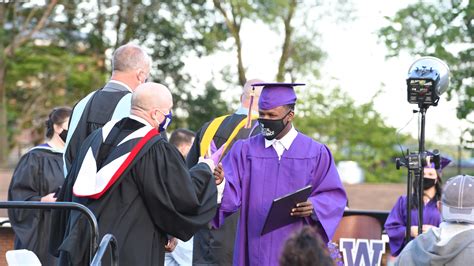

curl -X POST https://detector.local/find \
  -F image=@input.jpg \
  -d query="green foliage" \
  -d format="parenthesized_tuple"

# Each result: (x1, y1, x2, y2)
(5, 44, 106, 146)
(174, 81, 231, 131)
(295, 87, 406, 182)
(378, 0, 473, 119)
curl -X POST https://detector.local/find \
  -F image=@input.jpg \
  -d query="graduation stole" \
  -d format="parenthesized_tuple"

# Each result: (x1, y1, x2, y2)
(199, 114, 258, 161)
(73, 120, 159, 199)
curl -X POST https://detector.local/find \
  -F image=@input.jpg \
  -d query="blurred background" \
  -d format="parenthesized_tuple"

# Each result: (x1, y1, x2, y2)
(0, 0, 472, 184)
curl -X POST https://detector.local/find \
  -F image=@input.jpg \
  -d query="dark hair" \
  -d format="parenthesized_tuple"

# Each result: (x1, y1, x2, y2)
(45, 107, 72, 138)
(285, 104, 295, 111)
(280, 226, 335, 266)
(169, 128, 195, 148)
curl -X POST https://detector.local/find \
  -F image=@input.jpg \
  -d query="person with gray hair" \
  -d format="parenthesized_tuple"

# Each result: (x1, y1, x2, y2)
(187, 79, 264, 265)
(63, 43, 152, 175)
(51, 82, 218, 265)
(396, 174, 474, 265)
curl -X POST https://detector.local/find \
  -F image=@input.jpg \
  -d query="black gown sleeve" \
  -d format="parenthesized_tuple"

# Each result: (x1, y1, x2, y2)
(135, 141, 218, 241)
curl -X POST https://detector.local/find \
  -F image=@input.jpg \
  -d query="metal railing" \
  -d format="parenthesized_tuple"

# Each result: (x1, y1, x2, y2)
(0, 201, 99, 263)
(91, 234, 119, 266)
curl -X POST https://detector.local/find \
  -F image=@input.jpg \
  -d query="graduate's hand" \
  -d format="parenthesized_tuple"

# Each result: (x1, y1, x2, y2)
(164, 237, 178, 252)
(198, 157, 215, 172)
(291, 200, 313, 217)
(410, 226, 419, 237)
(422, 224, 436, 233)
(214, 162, 224, 185)
(41, 193, 57, 203)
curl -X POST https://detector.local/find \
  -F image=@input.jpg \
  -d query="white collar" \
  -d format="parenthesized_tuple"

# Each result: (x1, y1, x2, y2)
(129, 114, 154, 128)
(264, 125, 298, 150)
(235, 106, 259, 116)
(109, 80, 133, 92)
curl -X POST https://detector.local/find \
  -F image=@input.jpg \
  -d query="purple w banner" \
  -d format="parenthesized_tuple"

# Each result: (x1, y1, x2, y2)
(340, 238, 386, 266)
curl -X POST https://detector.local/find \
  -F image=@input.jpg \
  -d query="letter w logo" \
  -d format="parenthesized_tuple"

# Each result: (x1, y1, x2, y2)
(340, 238, 386, 266)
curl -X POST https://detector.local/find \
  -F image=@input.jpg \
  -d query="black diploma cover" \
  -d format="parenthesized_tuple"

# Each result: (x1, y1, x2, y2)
(261, 185, 312, 235)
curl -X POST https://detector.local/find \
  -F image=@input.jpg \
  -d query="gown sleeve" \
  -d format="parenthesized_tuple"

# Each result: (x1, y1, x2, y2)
(7, 151, 43, 247)
(212, 140, 245, 228)
(135, 141, 218, 241)
(306, 144, 347, 242)
(384, 196, 407, 256)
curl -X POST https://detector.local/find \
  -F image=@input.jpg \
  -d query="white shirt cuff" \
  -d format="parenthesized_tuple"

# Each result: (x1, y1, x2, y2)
(217, 178, 226, 204)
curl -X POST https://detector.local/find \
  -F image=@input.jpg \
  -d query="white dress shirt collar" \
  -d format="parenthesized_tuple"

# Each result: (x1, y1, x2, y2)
(129, 114, 154, 128)
(109, 80, 133, 92)
(264, 125, 298, 159)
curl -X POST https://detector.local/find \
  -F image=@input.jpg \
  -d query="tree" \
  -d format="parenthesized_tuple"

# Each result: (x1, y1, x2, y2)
(1, 0, 231, 164)
(295, 87, 406, 182)
(378, 0, 473, 119)
(0, 0, 58, 165)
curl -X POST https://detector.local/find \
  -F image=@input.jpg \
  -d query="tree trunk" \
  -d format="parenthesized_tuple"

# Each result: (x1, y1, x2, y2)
(276, 0, 297, 82)
(0, 59, 7, 166)
(234, 27, 246, 86)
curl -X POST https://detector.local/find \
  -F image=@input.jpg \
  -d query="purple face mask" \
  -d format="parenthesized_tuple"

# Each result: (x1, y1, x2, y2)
(158, 111, 172, 132)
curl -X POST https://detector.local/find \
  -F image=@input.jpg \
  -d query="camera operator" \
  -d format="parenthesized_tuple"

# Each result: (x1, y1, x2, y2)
(385, 154, 451, 256)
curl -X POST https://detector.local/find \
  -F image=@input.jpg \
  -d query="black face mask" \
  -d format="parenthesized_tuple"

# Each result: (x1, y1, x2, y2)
(258, 111, 291, 140)
(423, 177, 436, 190)
(59, 129, 68, 142)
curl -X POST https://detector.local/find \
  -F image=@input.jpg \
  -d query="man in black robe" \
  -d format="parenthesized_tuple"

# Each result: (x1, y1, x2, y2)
(187, 79, 263, 266)
(52, 82, 218, 265)
(64, 43, 152, 175)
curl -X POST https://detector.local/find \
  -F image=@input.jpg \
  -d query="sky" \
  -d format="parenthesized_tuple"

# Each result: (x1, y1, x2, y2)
(182, 0, 466, 145)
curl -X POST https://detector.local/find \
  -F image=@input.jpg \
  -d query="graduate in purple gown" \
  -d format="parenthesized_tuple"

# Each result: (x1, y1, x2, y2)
(213, 83, 347, 266)
(385, 155, 451, 256)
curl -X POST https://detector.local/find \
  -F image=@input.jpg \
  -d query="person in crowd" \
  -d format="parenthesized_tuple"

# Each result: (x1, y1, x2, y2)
(165, 128, 196, 266)
(52, 82, 218, 265)
(213, 82, 347, 266)
(187, 79, 264, 265)
(169, 128, 195, 159)
(396, 174, 474, 265)
(280, 226, 335, 266)
(63, 43, 152, 175)
(385, 154, 451, 256)
(8, 107, 71, 265)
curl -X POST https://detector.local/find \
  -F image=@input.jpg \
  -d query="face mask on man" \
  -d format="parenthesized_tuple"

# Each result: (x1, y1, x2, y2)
(59, 129, 68, 142)
(154, 110, 173, 132)
(258, 110, 291, 140)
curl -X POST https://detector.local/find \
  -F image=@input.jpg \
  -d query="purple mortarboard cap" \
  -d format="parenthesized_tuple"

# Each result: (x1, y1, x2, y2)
(425, 151, 452, 174)
(254, 83, 305, 110)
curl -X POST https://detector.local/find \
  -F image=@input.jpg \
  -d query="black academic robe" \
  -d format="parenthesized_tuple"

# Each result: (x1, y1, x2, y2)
(64, 82, 130, 173)
(8, 146, 64, 265)
(52, 118, 217, 266)
(187, 113, 259, 266)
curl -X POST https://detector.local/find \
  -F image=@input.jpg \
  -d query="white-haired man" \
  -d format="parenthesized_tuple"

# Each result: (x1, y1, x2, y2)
(63, 43, 152, 174)
(187, 79, 264, 265)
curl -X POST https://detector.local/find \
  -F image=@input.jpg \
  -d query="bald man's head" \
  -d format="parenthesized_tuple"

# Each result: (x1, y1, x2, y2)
(241, 79, 264, 109)
(132, 82, 173, 111)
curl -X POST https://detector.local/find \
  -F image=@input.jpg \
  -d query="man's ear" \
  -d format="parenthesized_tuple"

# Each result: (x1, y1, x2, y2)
(287, 109, 295, 122)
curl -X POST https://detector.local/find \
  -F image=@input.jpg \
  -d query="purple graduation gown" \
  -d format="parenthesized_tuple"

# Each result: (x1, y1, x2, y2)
(384, 195, 441, 256)
(214, 133, 347, 266)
